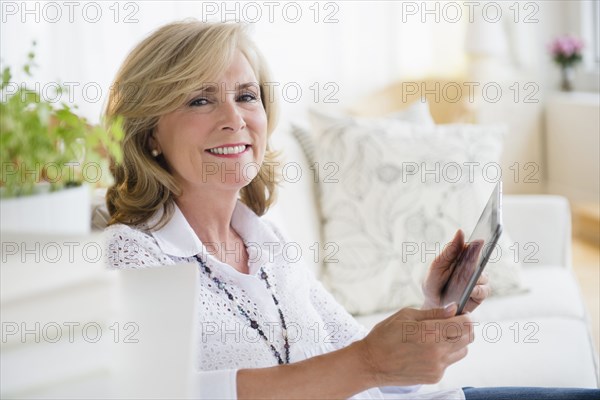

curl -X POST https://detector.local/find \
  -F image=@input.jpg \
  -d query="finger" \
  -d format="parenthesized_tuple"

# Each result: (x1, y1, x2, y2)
(462, 298, 481, 314)
(431, 230, 465, 270)
(470, 284, 492, 302)
(445, 324, 475, 348)
(444, 313, 475, 330)
(441, 313, 473, 333)
(413, 303, 458, 321)
(446, 346, 469, 366)
(476, 272, 489, 285)
(391, 307, 424, 322)
(441, 324, 475, 355)
(455, 229, 466, 250)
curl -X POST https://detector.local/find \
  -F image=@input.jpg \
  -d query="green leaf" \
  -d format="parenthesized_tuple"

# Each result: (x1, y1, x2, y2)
(1, 67, 11, 89)
(1, 44, 125, 196)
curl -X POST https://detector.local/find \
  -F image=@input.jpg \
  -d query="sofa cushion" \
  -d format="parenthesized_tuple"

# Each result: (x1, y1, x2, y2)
(356, 265, 586, 328)
(354, 316, 597, 388)
(439, 317, 598, 389)
(472, 265, 586, 322)
(310, 110, 527, 315)
(266, 124, 324, 278)
(291, 101, 436, 169)
(355, 275, 596, 389)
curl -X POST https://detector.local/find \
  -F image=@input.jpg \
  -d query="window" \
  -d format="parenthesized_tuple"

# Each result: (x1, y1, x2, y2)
(593, 0, 599, 65)
(581, 0, 600, 69)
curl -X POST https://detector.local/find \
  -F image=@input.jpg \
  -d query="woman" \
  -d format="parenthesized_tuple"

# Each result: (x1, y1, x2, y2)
(104, 21, 598, 399)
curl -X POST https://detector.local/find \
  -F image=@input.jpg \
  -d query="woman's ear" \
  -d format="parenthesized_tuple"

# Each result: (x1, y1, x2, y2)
(147, 133, 161, 157)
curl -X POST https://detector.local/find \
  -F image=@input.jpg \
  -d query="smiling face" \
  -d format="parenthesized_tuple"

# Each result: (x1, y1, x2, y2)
(151, 50, 268, 194)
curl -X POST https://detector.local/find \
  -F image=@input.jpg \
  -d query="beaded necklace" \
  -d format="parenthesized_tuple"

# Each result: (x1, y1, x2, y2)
(194, 254, 290, 365)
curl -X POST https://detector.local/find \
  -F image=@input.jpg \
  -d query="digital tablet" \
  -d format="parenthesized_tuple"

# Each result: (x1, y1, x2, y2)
(440, 181, 503, 315)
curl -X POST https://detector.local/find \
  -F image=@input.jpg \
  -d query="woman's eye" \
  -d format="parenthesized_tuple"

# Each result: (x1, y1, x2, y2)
(238, 92, 258, 102)
(189, 97, 210, 107)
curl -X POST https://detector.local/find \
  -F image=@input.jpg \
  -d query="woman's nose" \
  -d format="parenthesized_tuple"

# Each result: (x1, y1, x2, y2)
(219, 101, 246, 133)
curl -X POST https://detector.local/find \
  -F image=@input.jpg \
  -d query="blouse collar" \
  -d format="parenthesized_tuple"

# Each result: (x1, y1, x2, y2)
(147, 200, 282, 275)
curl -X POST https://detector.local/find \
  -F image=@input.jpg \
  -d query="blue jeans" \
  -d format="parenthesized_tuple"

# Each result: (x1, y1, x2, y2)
(462, 386, 600, 399)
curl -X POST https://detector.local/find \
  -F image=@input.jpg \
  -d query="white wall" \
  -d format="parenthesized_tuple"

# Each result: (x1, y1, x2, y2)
(1, 1, 597, 195)
(0, 1, 467, 121)
(468, 0, 599, 195)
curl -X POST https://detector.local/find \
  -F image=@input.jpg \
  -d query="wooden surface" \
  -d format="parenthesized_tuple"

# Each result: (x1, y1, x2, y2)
(572, 236, 600, 358)
(347, 78, 475, 123)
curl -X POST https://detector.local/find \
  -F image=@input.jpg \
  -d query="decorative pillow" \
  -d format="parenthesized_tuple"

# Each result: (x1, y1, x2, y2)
(309, 110, 527, 315)
(291, 102, 435, 208)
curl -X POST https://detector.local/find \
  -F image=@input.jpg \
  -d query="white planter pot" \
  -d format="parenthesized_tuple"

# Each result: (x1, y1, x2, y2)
(1, 185, 91, 235)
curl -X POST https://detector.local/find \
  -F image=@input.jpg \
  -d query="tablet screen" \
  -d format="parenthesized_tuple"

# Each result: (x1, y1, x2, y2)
(440, 182, 503, 314)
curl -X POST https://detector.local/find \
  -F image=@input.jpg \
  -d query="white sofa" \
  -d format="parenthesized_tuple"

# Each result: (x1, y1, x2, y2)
(1, 125, 598, 398)
(266, 124, 600, 390)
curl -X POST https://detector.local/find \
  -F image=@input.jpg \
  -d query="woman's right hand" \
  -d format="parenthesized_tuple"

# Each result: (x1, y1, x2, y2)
(357, 304, 474, 387)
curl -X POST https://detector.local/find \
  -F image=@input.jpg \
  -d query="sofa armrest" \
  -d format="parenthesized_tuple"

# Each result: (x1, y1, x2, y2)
(503, 195, 572, 269)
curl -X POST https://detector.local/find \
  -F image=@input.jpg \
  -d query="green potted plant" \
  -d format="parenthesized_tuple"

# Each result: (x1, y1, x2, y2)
(0, 45, 123, 234)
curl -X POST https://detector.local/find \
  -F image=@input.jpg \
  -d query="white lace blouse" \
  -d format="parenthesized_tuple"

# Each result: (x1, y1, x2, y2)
(104, 200, 464, 400)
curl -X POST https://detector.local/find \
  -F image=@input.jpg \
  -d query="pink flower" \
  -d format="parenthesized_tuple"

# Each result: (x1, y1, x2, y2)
(549, 35, 584, 67)
(550, 35, 584, 57)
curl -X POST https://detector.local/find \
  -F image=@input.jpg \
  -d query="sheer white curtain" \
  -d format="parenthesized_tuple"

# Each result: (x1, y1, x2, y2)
(1, 1, 468, 124)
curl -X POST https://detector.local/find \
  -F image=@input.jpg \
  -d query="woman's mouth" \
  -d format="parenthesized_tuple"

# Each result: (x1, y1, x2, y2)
(206, 144, 250, 156)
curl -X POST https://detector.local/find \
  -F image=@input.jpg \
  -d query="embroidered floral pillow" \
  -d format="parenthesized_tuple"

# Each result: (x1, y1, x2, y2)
(309, 110, 526, 315)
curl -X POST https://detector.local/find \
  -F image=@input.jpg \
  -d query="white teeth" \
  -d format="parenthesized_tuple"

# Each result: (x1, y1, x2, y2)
(208, 145, 246, 155)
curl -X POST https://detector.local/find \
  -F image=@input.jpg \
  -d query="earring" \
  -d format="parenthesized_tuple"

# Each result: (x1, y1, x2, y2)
(151, 149, 160, 157)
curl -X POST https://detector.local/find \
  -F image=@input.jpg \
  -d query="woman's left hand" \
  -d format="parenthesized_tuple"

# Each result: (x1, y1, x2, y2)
(421, 229, 492, 313)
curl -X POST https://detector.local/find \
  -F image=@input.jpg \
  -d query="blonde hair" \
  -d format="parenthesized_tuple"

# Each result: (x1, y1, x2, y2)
(105, 20, 280, 229)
